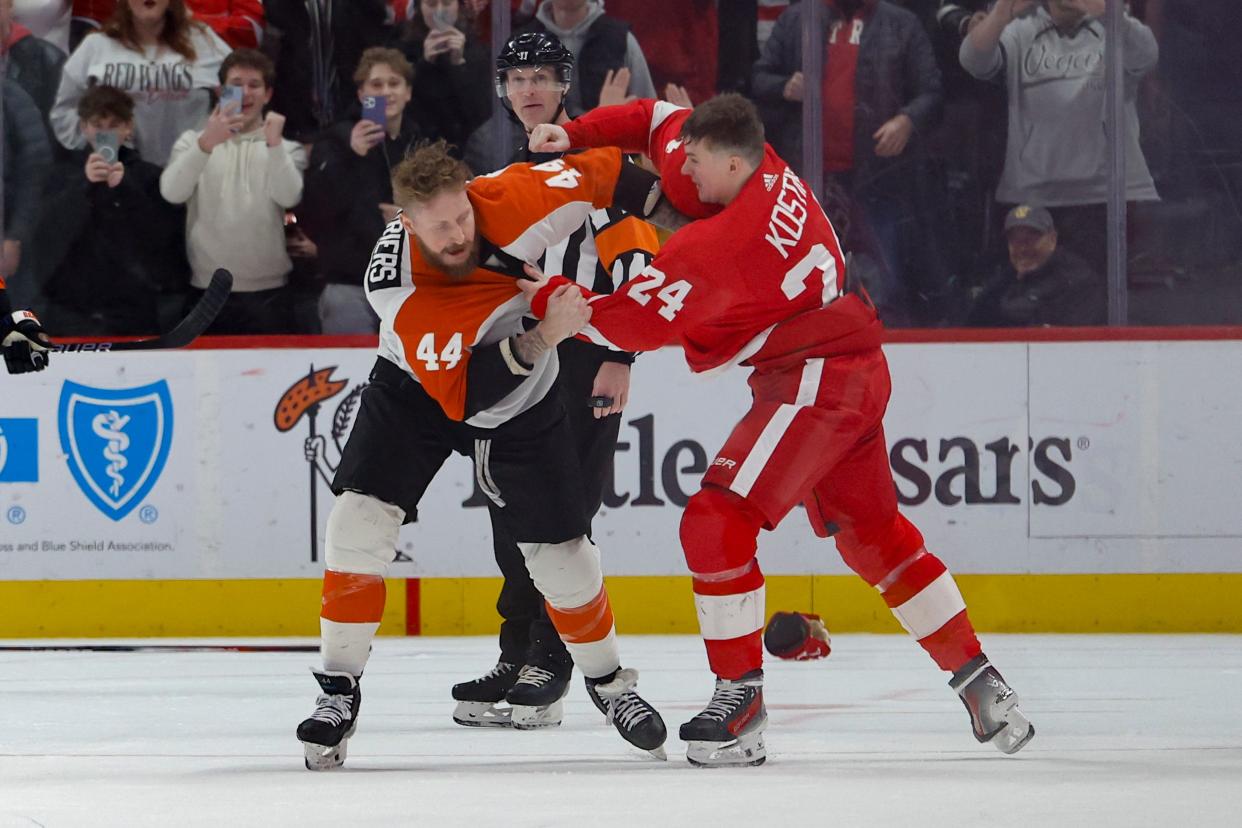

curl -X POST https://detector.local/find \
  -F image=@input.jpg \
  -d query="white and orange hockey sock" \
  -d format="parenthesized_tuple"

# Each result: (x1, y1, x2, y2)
(545, 585, 619, 679)
(319, 570, 386, 676)
(519, 536, 622, 679)
(316, 491, 405, 677)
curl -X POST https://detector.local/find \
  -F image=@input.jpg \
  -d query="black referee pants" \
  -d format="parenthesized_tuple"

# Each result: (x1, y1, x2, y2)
(489, 340, 625, 667)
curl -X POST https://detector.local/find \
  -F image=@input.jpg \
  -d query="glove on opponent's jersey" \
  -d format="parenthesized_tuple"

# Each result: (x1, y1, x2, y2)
(364, 147, 645, 427)
(538, 100, 884, 374)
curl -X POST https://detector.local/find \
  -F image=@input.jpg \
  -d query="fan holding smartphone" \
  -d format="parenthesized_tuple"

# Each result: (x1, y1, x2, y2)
(422, 2, 467, 66)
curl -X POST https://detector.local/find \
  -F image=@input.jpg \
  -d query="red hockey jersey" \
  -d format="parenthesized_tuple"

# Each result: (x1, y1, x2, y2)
(540, 100, 882, 374)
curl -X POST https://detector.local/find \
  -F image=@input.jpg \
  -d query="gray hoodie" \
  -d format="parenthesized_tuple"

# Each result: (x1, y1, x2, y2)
(959, 5, 1159, 207)
(51, 26, 230, 166)
(534, 0, 656, 117)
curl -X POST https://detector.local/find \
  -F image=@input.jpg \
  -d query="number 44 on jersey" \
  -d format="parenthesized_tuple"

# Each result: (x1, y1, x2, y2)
(417, 332, 463, 370)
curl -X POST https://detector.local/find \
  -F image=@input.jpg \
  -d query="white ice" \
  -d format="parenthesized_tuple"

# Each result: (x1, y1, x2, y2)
(3, 634, 1242, 827)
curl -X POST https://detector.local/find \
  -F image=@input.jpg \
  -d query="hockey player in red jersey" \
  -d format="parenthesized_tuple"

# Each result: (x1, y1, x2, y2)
(524, 94, 1035, 766)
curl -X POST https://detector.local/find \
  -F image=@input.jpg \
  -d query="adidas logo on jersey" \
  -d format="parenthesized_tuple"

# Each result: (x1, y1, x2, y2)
(763, 174, 778, 191)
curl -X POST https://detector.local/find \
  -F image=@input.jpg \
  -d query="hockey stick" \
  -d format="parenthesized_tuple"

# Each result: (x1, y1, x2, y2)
(0, 643, 318, 653)
(52, 268, 234, 353)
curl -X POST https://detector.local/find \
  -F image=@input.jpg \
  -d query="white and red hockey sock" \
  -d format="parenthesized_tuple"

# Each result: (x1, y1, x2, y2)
(876, 548, 982, 672)
(681, 486, 769, 680)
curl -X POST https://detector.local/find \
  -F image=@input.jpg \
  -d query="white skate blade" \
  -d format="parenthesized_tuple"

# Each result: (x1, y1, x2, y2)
(302, 737, 349, 771)
(647, 745, 668, 761)
(686, 732, 767, 768)
(992, 708, 1035, 755)
(511, 698, 565, 730)
(452, 700, 513, 728)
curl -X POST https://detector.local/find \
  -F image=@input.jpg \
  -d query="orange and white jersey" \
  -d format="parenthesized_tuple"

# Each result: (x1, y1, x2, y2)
(364, 147, 629, 427)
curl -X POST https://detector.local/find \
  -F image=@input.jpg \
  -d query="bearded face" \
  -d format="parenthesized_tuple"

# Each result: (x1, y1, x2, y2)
(402, 187, 481, 280)
(415, 229, 481, 279)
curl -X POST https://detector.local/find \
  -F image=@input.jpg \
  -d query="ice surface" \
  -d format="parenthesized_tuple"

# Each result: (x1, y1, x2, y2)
(3, 634, 1241, 827)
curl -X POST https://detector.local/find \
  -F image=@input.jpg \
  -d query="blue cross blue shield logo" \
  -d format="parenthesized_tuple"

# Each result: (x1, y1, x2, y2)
(58, 380, 174, 521)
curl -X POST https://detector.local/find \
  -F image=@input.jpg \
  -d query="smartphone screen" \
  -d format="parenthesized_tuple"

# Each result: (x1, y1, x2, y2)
(361, 95, 387, 128)
(94, 130, 120, 164)
(219, 85, 244, 113)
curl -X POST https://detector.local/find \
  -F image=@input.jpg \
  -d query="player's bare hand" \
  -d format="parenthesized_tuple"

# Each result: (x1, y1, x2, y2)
(873, 113, 913, 157)
(264, 111, 287, 147)
(590, 361, 630, 418)
(520, 261, 550, 290)
(539, 284, 591, 345)
(85, 152, 112, 184)
(528, 123, 571, 154)
(783, 71, 805, 103)
(350, 120, 385, 157)
(663, 83, 693, 109)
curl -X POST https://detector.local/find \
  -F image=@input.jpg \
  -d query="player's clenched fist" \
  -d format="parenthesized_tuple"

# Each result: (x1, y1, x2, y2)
(539, 284, 591, 345)
(528, 123, 571, 154)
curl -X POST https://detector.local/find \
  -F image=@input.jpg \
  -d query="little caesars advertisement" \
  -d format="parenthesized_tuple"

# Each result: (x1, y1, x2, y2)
(1, 341, 1237, 580)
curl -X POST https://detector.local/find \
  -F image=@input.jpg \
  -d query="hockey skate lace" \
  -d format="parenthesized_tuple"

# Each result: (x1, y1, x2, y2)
(474, 662, 515, 685)
(514, 666, 556, 688)
(308, 693, 352, 727)
(699, 685, 749, 722)
(602, 691, 652, 729)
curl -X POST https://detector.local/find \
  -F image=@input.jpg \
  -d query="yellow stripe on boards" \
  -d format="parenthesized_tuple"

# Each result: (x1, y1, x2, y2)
(0, 579, 407, 638)
(2, 573, 1241, 638)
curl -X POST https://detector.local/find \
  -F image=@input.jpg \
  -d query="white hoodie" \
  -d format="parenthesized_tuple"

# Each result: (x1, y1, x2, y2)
(51, 24, 229, 165)
(160, 127, 307, 292)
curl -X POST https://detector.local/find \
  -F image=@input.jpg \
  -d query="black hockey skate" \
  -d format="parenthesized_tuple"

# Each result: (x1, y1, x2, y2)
(679, 670, 767, 768)
(585, 667, 668, 760)
(950, 654, 1035, 755)
(296, 669, 361, 771)
(505, 657, 572, 730)
(452, 661, 519, 728)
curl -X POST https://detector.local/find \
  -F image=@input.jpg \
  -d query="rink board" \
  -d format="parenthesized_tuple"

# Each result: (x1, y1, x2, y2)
(0, 335, 1237, 635)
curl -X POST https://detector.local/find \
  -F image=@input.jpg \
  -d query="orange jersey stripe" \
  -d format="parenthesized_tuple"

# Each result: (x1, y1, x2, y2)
(320, 570, 386, 624)
(545, 586, 616, 644)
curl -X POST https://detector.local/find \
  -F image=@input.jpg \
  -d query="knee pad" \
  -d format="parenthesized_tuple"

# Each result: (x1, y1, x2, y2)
(325, 491, 405, 575)
(680, 486, 764, 577)
(517, 536, 602, 610)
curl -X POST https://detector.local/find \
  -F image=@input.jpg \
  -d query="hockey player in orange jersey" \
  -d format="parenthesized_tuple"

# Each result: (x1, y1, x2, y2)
(295, 140, 669, 769)
(522, 95, 1035, 766)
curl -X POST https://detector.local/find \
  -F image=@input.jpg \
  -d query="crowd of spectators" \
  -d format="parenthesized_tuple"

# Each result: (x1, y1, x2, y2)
(0, 0, 1238, 335)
